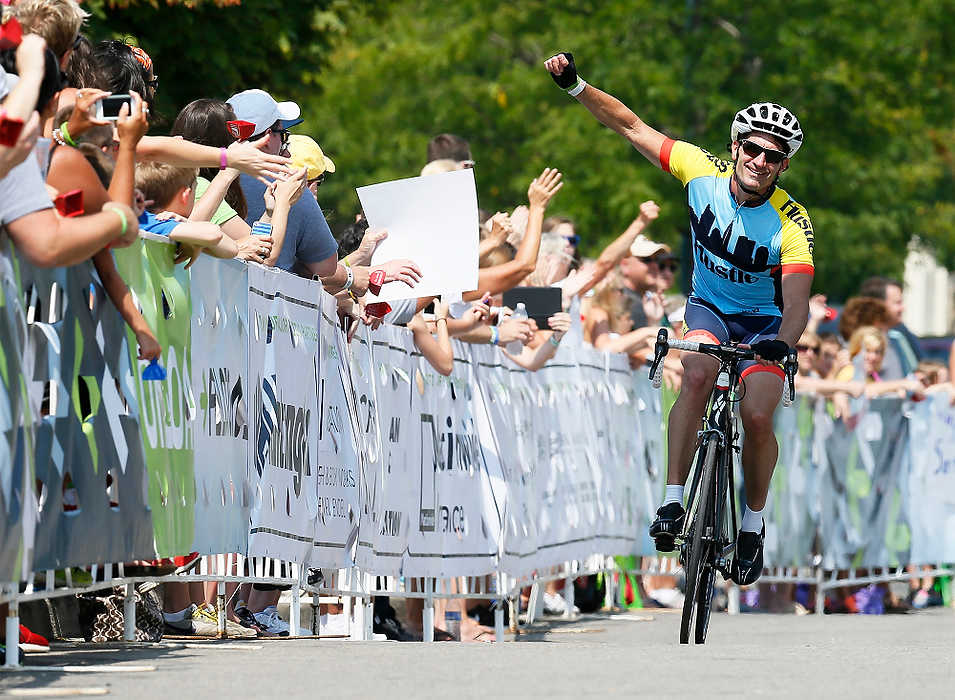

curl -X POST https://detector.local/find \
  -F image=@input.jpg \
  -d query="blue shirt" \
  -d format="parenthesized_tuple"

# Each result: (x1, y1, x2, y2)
(138, 210, 181, 237)
(240, 175, 338, 273)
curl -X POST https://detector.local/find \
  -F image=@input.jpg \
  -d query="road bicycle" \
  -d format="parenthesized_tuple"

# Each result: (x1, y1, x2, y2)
(648, 330, 797, 644)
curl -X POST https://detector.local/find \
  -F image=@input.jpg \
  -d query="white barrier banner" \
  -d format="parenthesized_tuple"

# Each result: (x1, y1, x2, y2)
(247, 266, 321, 563)
(403, 342, 499, 577)
(191, 257, 251, 555)
(908, 395, 955, 563)
(310, 294, 361, 568)
(356, 326, 416, 574)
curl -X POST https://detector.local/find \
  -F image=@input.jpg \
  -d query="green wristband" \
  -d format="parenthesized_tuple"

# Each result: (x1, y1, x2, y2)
(59, 122, 77, 147)
(104, 205, 127, 237)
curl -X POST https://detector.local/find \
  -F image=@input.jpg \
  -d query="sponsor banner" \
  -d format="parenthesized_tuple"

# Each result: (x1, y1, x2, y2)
(403, 341, 499, 577)
(0, 243, 33, 580)
(908, 395, 955, 563)
(190, 258, 251, 555)
(246, 266, 321, 563)
(356, 325, 416, 575)
(309, 294, 360, 568)
(114, 239, 195, 556)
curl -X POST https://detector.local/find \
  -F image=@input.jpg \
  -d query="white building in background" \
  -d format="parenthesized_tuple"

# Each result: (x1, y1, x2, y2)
(903, 240, 955, 336)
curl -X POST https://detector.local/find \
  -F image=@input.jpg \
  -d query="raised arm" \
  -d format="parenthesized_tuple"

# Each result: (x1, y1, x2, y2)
(544, 52, 668, 167)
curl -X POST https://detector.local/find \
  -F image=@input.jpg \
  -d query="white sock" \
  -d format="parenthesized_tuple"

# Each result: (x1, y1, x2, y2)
(662, 485, 684, 507)
(741, 506, 764, 533)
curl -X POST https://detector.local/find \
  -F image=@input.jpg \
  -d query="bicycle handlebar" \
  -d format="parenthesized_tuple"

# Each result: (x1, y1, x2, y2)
(648, 329, 798, 406)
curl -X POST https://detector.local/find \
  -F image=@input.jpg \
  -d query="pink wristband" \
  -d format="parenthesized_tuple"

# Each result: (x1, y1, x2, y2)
(219, 147, 228, 170)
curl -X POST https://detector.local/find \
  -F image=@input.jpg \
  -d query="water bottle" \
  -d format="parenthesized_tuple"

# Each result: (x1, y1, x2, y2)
(506, 302, 528, 354)
(443, 610, 461, 641)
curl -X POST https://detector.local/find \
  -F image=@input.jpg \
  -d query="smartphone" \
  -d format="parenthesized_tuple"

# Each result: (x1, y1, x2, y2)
(226, 120, 255, 140)
(95, 94, 133, 121)
(54, 189, 84, 218)
(0, 114, 24, 147)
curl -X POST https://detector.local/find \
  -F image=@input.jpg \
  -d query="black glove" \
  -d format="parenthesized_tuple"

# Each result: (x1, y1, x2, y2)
(750, 339, 790, 362)
(548, 52, 578, 89)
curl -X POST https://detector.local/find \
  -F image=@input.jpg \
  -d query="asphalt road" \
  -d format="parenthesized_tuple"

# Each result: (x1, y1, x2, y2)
(1, 607, 952, 698)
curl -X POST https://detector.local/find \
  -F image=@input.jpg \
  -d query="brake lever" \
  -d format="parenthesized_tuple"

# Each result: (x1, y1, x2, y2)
(782, 348, 798, 407)
(650, 328, 668, 389)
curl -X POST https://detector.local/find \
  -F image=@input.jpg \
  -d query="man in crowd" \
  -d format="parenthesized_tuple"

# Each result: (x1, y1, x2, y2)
(426, 132, 472, 166)
(619, 234, 670, 329)
(858, 276, 921, 376)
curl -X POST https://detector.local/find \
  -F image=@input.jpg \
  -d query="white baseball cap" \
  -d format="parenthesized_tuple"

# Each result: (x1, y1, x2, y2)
(226, 89, 303, 136)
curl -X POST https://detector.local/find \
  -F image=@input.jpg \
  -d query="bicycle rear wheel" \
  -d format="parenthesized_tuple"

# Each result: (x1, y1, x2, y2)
(680, 436, 718, 645)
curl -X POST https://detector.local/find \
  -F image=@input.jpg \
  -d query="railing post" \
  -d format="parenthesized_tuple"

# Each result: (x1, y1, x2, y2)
(814, 566, 826, 616)
(727, 583, 740, 615)
(494, 571, 505, 642)
(216, 581, 227, 638)
(562, 562, 575, 619)
(123, 582, 137, 641)
(4, 584, 20, 668)
(422, 578, 435, 642)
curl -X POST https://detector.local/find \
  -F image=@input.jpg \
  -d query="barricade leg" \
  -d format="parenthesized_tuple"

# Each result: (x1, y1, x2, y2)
(526, 582, 540, 624)
(422, 578, 435, 643)
(493, 572, 505, 643)
(290, 586, 300, 638)
(814, 567, 826, 617)
(562, 564, 575, 619)
(727, 583, 740, 615)
(123, 582, 137, 641)
(216, 581, 227, 638)
(4, 584, 20, 668)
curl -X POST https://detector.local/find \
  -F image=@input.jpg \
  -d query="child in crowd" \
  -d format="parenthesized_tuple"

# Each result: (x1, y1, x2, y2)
(134, 161, 239, 266)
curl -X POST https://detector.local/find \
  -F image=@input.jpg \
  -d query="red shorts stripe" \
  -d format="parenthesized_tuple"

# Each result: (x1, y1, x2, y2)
(659, 137, 676, 173)
(684, 329, 720, 345)
(781, 264, 814, 275)
(741, 364, 786, 380)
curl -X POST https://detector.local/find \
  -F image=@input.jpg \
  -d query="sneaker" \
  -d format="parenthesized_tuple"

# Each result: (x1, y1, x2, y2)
(194, 604, 257, 638)
(252, 605, 290, 637)
(731, 523, 765, 586)
(163, 604, 217, 636)
(233, 604, 265, 634)
(19, 624, 50, 653)
(542, 591, 567, 616)
(649, 502, 685, 552)
(374, 613, 420, 641)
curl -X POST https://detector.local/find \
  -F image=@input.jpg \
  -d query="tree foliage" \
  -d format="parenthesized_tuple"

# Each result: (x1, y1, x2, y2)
(298, 0, 955, 300)
(88, 0, 955, 300)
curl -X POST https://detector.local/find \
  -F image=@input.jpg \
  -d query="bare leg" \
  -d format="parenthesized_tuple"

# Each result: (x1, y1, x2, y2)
(739, 371, 784, 511)
(666, 352, 720, 487)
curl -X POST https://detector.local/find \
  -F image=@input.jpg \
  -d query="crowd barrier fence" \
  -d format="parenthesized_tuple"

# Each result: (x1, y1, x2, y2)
(1, 237, 953, 665)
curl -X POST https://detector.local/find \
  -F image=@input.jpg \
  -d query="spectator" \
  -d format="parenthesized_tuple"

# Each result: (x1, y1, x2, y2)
(12, 0, 86, 69)
(583, 269, 659, 357)
(816, 332, 843, 379)
(839, 296, 906, 380)
(543, 214, 581, 268)
(836, 326, 922, 399)
(427, 132, 471, 164)
(618, 234, 668, 330)
(134, 160, 238, 264)
(1, 35, 138, 267)
(859, 276, 922, 375)
(287, 133, 335, 198)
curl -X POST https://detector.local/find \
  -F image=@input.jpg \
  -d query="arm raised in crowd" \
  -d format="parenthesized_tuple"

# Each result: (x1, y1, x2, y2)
(469, 168, 563, 299)
(137, 134, 293, 181)
(409, 302, 454, 376)
(261, 169, 306, 267)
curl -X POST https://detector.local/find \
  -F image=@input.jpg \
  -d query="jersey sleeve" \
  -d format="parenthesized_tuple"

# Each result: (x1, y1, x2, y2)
(659, 139, 730, 186)
(779, 206, 814, 275)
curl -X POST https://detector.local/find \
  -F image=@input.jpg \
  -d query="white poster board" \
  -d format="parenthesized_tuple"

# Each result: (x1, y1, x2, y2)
(356, 169, 479, 302)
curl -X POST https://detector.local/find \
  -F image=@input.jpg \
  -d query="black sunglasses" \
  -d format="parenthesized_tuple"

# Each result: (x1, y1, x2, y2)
(309, 172, 326, 187)
(146, 75, 159, 90)
(252, 126, 291, 147)
(563, 234, 579, 247)
(660, 262, 679, 272)
(740, 139, 787, 165)
(796, 344, 819, 353)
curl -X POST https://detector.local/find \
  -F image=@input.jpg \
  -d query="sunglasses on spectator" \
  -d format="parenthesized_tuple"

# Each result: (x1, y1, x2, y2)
(254, 126, 290, 148)
(740, 140, 787, 165)
(563, 235, 579, 247)
(309, 172, 326, 188)
(146, 75, 159, 90)
(636, 256, 660, 264)
(660, 262, 679, 272)
(796, 344, 819, 353)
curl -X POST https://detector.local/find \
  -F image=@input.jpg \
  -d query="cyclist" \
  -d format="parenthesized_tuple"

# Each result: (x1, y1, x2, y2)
(544, 52, 813, 585)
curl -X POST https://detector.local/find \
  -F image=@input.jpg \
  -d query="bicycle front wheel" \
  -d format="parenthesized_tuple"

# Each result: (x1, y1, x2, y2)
(680, 435, 719, 645)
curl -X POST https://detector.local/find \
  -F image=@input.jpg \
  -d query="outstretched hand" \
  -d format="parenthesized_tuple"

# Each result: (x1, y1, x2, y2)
(528, 167, 563, 209)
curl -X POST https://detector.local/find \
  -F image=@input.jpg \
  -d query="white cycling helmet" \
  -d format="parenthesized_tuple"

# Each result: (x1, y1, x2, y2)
(731, 102, 803, 157)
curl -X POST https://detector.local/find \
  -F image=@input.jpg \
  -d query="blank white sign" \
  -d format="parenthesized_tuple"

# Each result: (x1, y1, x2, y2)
(356, 168, 479, 303)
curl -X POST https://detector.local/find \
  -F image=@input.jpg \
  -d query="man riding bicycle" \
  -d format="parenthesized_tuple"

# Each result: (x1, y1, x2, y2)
(545, 52, 813, 585)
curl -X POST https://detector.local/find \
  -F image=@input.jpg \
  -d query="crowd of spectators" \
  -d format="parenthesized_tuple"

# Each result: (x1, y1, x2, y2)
(2, 1, 951, 656)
